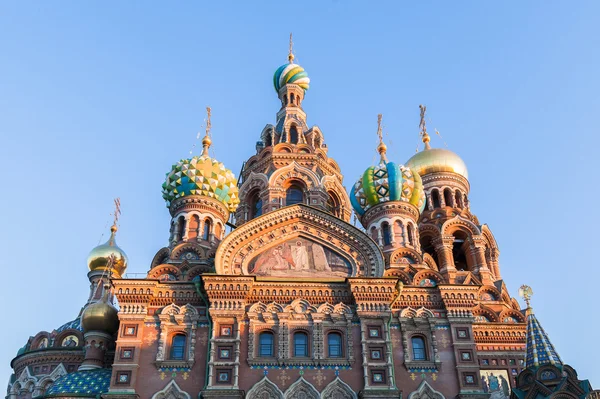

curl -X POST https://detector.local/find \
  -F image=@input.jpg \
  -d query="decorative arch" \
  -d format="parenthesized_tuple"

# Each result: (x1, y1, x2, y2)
(151, 379, 191, 399)
(473, 304, 499, 322)
(441, 215, 481, 237)
(284, 377, 320, 399)
(499, 308, 526, 323)
(407, 380, 445, 399)
(478, 285, 501, 301)
(422, 253, 438, 271)
(170, 242, 207, 260)
(413, 269, 444, 287)
(383, 268, 412, 284)
(33, 364, 67, 397)
(147, 264, 182, 281)
(389, 247, 423, 266)
(246, 377, 284, 399)
(238, 171, 269, 200)
(269, 161, 320, 189)
(321, 377, 357, 399)
(215, 205, 384, 277)
(151, 247, 171, 268)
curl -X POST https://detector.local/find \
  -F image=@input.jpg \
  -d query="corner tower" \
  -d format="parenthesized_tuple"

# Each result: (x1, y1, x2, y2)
(235, 34, 352, 225)
(406, 105, 499, 284)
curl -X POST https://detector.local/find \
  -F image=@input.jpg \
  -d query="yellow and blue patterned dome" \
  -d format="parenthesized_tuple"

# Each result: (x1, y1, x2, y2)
(273, 63, 310, 92)
(162, 137, 240, 212)
(351, 161, 426, 217)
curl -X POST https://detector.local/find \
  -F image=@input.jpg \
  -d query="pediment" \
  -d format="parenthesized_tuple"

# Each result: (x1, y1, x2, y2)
(215, 205, 384, 277)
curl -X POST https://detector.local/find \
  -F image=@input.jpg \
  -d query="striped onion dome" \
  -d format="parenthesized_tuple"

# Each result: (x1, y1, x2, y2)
(274, 63, 310, 92)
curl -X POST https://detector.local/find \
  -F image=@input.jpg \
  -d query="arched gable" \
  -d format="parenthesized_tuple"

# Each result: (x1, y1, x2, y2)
(413, 269, 444, 287)
(239, 171, 269, 199)
(499, 308, 525, 323)
(408, 380, 445, 399)
(478, 285, 501, 301)
(147, 264, 182, 281)
(151, 247, 170, 268)
(321, 377, 357, 399)
(284, 377, 319, 399)
(246, 377, 284, 399)
(389, 247, 423, 266)
(422, 253, 438, 271)
(170, 243, 207, 261)
(473, 304, 499, 322)
(481, 224, 499, 251)
(151, 380, 191, 399)
(215, 205, 384, 277)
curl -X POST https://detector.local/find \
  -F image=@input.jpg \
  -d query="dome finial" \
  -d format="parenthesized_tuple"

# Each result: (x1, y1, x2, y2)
(419, 104, 431, 150)
(376, 114, 388, 163)
(519, 284, 534, 315)
(201, 106, 212, 157)
(110, 197, 121, 234)
(288, 32, 295, 63)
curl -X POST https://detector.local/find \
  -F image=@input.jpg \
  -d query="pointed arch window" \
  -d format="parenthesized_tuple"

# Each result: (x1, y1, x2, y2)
(289, 125, 299, 144)
(170, 334, 186, 360)
(432, 190, 441, 208)
(249, 190, 263, 219)
(326, 191, 341, 217)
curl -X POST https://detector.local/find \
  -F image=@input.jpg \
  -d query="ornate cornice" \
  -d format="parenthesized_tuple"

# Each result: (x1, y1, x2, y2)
(169, 195, 229, 220)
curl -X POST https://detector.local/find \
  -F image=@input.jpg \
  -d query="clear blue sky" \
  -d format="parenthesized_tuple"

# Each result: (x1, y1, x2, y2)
(1, 0, 598, 387)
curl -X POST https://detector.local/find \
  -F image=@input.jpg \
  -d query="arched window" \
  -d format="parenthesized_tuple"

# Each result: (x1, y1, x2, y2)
(289, 126, 299, 144)
(259, 332, 274, 357)
(249, 190, 263, 219)
(407, 224, 414, 246)
(170, 334, 186, 360)
(177, 215, 185, 241)
(432, 190, 441, 208)
(452, 231, 472, 271)
(327, 332, 342, 358)
(411, 336, 426, 360)
(382, 223, 392, 246)
(294, 332, 308, 357)
(455, 190, 463, 208)
(370, 226, 378, 242)
(290, 93, 295, 107)
(286, 184, 304, 206)
(444, 188, 453, 207)
(326, 191, 341, 217)
(202, 219, 212, 241)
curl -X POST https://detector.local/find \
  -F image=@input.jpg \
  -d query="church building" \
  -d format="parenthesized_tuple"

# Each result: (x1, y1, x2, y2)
(6, 39, 594, 399)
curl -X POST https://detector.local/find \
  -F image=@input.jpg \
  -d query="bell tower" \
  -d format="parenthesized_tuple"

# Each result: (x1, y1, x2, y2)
(236, 35, 352, 225)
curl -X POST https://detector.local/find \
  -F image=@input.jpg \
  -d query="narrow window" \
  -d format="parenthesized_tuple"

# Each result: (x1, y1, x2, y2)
(289, 126, 299, 144)
(286, 184, 304, 206)
(170, 334, 186, 360)
(328, 332, 342, 358)
(432, 190, 441, 208)
(455, 190, 463, 208)
(259, 332, 274, 357)
(444, 188, 453, 207)
(407, 224, 414, 246)
(294, 332, 309, 357)
(382, 223, 392, 246)
(203, 219, 211, 241)
(411, 336, 426, 361)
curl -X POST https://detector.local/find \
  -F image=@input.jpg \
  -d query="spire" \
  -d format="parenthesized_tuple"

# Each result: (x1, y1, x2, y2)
(288, 32, 295, 63)
(519, 285, 563, 369)
(201, 106, 212, 157)
(376, 114, 388, 163)
(419, 104, 431, 150)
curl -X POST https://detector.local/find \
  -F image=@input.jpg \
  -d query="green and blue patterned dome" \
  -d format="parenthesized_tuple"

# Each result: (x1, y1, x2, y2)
(46, 368, 111, 397)
(162, 135, 240, 212)
(274, 63, 310, 92)
(351, 161, 426, 217)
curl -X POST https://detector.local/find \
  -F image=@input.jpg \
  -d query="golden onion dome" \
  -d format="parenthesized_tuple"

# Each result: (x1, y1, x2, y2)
(406, 148, 468, 180)
(87, 225, 128, 278)
(81, 295, 119, 334)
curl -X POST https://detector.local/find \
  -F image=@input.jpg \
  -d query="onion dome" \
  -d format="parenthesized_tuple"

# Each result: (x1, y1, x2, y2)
(274, 63, 310, 92)
(81, 286, 119, 334)
(406, 105, 468, 179)
(273, 33, 310, 92)
(351, 115, 426, 217)
(406, 148, 468, 180)
(87, 224, 128, 278)
(162, 110, 240, 212)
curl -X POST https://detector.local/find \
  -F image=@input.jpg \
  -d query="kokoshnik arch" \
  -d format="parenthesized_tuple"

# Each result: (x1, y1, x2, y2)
(6, 36, 594, 399)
